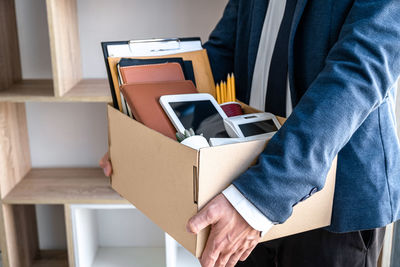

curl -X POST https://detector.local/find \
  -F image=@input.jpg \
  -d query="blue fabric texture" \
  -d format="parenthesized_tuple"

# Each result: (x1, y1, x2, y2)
(204, 0, 400, 232)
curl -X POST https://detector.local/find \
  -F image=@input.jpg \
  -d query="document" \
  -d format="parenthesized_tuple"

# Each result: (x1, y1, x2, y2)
(107, 38, 202, 57)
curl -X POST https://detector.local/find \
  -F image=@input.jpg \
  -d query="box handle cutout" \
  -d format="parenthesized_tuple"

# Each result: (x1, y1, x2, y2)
(193, 166, 198, 204)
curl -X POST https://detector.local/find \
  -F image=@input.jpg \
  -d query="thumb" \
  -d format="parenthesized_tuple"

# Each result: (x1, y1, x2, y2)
(186, 201, 220, 234)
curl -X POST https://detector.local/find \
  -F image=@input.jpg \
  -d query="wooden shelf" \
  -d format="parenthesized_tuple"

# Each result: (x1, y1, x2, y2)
(0, 80, 54, 102)
(3, 168, 128, 205)
(32, 250, 68, 267)
(0, 79, 112, 103)
(62, 79, 112, 102)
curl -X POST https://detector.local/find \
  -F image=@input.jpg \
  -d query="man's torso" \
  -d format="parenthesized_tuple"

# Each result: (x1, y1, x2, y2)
(205, 0, 400, 232)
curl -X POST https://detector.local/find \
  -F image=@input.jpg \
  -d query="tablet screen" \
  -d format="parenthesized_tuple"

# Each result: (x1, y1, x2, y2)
(239, 120, 278, 137)
(170, 100, 229, 139)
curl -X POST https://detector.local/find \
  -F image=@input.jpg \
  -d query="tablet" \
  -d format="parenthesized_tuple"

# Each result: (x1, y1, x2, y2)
(160, 93, 229, 140)
(224, 112, 281, 140)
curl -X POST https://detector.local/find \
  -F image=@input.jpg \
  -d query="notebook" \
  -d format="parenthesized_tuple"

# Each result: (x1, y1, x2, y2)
(120, 81, 198, 139)
(118, 58, 196, 86)
(119, 62, 185, 84)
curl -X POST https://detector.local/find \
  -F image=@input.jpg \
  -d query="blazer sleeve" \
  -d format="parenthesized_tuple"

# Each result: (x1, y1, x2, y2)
(233, 0, 400, 223)
(203, 0, 238, 83)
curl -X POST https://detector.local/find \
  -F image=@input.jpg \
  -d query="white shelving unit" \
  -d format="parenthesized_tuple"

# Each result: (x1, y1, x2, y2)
(91, 247, 165, 267)
(69, 204, 200, 267)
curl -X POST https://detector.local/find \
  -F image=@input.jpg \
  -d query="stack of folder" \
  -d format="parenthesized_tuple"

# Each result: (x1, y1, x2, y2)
(116, 58, 197, 119)
(102, 38, 215, 140)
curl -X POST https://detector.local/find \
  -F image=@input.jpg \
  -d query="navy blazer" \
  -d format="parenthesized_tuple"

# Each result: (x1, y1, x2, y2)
(204, 0, 400, 232)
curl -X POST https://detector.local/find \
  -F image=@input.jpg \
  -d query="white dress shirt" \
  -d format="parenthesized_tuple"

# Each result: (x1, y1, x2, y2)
(223, 0, 293, 235)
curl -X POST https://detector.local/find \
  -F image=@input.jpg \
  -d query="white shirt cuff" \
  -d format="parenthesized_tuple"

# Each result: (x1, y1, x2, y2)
(222, 185, 273, 237)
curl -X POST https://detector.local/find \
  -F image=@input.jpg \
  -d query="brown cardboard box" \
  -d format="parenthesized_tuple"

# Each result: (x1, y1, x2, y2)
(107, 49, 337, 257)
(108, 105, 337, 257)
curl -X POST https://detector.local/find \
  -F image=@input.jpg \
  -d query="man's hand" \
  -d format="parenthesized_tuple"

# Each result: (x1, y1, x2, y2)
(187, 194, 260, 267)
(99, 152, 112, 177)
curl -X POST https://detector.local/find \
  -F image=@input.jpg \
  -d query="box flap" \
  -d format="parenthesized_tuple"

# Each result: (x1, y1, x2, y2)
(108, 106, 199, 253)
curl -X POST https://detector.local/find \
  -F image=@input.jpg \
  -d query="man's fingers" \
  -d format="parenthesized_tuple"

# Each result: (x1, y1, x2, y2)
(99, 153, 112, 177)
(187, 200, 221, 234)
(103, 163, 112, 177)
(226, 248, 246, 267)
(99, 157, 106, 169)
(200, 227, 221, 267)
(239, 242, 257, 262)
(215, 250, 235, 267)
(215, 242, 242, 267)
(200, 251, 220, 267)
(187, 193, 260, 267)
(239, 249, 252, 262)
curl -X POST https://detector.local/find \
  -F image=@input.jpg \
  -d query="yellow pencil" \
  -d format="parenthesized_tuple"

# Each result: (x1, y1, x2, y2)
(229, 74, 233, 102)
(222, 81, 227, 103)
(226, 74, 232, 103)
(231, 73, 235, 102)
(219, 81, 224, 103)
(215, 83, 221, 104)
(219, 81, 224, 104)
(225, 81, 229, 103)
(231, 73, 236, 102)
(220, 83, 224, 104)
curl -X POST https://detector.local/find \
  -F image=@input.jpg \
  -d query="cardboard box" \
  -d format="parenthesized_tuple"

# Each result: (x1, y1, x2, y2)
(107, 49, 337, 257)
(108, 105, 337, 257)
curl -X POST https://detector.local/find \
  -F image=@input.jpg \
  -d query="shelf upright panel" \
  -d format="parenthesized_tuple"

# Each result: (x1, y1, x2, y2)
(0, 103, 40, 267)
(0, 103, 31, 196)
(46, 0, 82, 97)
(0, 205, 39, 267)
(65, 204, 76, 267)
(0, 0, 22, 92)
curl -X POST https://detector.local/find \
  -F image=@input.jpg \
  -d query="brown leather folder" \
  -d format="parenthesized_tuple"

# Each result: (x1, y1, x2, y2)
(119, 62, 185, 84)
(120, 81, 198, 139)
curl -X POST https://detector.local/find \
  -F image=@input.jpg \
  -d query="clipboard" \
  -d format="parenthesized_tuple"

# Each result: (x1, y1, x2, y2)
(101, 38, 203, 109)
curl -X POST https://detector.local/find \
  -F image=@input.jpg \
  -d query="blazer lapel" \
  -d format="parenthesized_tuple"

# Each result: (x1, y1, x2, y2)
(288, 0, 309, 105)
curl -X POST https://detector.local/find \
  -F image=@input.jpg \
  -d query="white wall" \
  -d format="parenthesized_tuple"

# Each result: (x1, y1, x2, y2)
(96, 209, 165, 247)
(15, 0, 228, 250)
(15, 0, 52, 79)
(25, 102, 108, 168)
(77, 0, 228, 78)
(35, 205, 67, 250)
